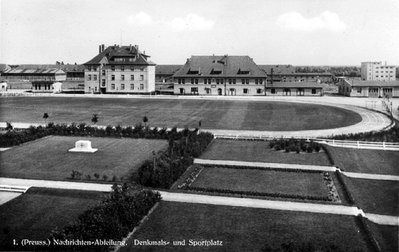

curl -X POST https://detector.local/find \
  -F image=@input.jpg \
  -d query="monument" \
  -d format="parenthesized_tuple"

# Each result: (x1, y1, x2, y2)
(68, 140, 98, 153)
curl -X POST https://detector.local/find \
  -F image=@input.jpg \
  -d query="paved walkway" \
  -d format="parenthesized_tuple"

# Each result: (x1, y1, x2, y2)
(343, 172, 399, 181)
(365, 213, 399, 226)
(194, 158, 337, 172)
(1, 177, 397, 225)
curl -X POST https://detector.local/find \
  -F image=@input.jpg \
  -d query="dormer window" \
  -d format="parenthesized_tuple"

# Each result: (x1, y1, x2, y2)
(211, 68, 222, 75)
(238, 69, 250, 75)
(187, 69, 200, 74)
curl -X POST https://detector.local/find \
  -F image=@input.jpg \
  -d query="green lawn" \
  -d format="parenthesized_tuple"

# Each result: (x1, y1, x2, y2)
(200, 140, 331, 166)
(0, 97, 362, 131)
(0, 136, 168, 181)
(190, 167, 329, 199)
(367, 221, 398, 252)
(121, 201, 370, 252)
(0, 188, 106, 249)
(326, 146, 399, 175)
(343, 177, 399, 216)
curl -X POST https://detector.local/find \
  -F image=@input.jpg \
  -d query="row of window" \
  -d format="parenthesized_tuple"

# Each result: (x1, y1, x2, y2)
(87, 66, 146, 71)
(177, 78, 265, 85)
(88, 74, 144, 81)
(109, 83, 144, 90)
(186, 87, 317, 94)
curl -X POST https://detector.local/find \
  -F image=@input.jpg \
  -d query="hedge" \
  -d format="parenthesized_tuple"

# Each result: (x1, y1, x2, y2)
(47, 184, 161, 251)
(335, 171, 355, 205)
(199, 164, 323, 173)
(331, 121, 399, 142)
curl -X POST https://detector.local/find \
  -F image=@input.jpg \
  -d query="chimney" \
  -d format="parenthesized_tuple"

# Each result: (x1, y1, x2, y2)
(99, 45, 102, 54)
(102, 44, 105, 52)
(130, 44, 132, 52)
(134, 45, 139, 50)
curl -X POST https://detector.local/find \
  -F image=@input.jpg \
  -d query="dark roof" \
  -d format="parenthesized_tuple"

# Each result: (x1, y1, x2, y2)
(156, 65, 182, 75)
(174, 55, 266, 78)
(0, 64, 10, 73)
(259, 65, 295, 74)
(84, 45, 155, 66)
(267, 82, 324, 88)
(12, 64, 85, 72)
(3, 68, 65, 75)
(349, 80, 399, 87)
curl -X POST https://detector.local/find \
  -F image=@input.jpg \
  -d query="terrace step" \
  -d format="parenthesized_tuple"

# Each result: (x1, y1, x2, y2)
(0, 185, 30, 193)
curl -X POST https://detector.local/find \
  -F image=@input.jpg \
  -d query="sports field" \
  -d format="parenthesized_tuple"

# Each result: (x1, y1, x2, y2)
(190, 167, 329, 199)
(200, 139, 331, 166)
(121, 201, 370, 252)
(0, 97, 362, 131)
(0, 188, 106, 249)
(0, 136, 168, 181)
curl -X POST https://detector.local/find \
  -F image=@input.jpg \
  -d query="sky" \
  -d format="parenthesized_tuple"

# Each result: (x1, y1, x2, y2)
(0, 0, 398, 66)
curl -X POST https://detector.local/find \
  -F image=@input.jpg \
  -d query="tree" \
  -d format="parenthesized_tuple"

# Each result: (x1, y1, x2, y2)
(5, 122, 13, 131)
(43, 113, 49, 124)
(143, 115, 148, 127)
(91, 114, 98, 125)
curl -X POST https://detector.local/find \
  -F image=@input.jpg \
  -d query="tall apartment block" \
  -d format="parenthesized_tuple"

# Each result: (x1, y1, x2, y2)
(361, 61, 396, 81)
(84, 44, 155, 94)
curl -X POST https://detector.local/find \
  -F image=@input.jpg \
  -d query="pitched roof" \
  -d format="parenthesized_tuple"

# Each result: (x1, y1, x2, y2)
(11, 64, 85, 72)
(156, 65, 182, 75)
(267, 81, 324, 88)
(0, 64, 10, 73)
(3, 68, 65, 75)
(173, 55, 267, 78)
(349, 80, 399, 87)
(84, 45, 155, 66)
(259, 65, 295, 74)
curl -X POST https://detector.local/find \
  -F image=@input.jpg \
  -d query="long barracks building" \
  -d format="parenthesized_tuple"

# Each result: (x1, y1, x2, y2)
(173, 55, 267, 96)
(83, 44, 155, 94)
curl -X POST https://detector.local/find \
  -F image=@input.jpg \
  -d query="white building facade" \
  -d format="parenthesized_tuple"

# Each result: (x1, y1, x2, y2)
(361, 62, 396, 81)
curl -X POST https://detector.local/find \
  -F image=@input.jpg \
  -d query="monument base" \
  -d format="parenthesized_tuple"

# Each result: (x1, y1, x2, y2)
(68, 140, 98, 153)
(68, 148, 98, 153)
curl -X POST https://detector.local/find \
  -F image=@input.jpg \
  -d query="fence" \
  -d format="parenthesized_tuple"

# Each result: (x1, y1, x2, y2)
(213, 135, 399, 151)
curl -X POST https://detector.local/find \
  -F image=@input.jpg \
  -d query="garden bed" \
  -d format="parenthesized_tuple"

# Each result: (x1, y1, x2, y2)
(177, 165, 341, 202)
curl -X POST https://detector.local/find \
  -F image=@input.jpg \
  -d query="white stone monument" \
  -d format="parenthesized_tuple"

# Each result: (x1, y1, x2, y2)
(68, 140, 98, 153)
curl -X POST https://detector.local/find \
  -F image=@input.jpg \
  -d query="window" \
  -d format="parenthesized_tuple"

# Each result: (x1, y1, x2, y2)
(140, 75, 144, 81)
(121, 84, 125, 90)
(246, 79, 249, 84)
(216, 79, 220, 84)
(191, 78, 194, 84)
(87, 74, 91, 81)
(271, 88, 276, 94)
(111, 66, 115, 71)
(93, 67, 97, 71)
(255, 79, 258, 84)
(102, 70, 105, 76)
(121, 75, 125, 81)
(130, 66, 135, 71)
(111, 75, 115, 81)
(257, 89, 262, 94)
(140, 84, 144, 90)
(357, 88, 362, 93)
(111, 84, 115, 90)
(241, 79, 245, 84)
(229, 79, 232, 84)
(93, 75, 97, 81)
(87, 66, 91, 71)
(259, 79, 263, 84)
(195, 79, 198, 84)
(208, 79, 211, 84)
(243, 88, 248, 94)
(221, 79, 224, 84)
(178, 79, 182, 84)
(101, 79, 105, 86)
(204, 79, 207, 84)
(121, 66, 124, 71)
(312, 89, 316, 94)
(131, 75, 134, 80)
(130, 84, 134, 90)
(182, 79, 185, 84)
(233, 79, 236, 84)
